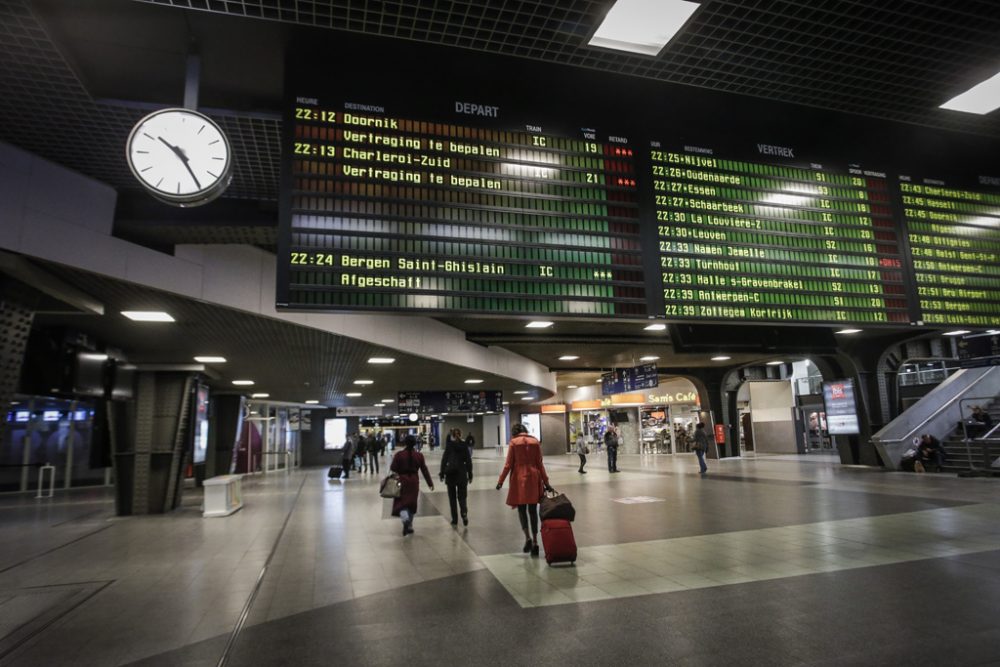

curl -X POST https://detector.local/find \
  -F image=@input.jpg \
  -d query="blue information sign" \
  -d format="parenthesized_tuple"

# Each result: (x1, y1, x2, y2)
(601, 363, 659, 396)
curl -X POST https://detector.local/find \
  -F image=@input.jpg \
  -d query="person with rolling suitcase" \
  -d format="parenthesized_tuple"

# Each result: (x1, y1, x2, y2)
(540, 489, 577, 565)
(496, 423, 551, 557)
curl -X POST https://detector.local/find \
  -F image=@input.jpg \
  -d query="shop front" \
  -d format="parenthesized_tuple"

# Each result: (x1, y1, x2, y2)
(566, 379, 701, 456)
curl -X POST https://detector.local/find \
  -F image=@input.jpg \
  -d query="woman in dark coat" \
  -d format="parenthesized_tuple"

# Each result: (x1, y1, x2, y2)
(496, 423, 551, 556)
(390, 435, 434, 536)
(440, 429, 474, 526)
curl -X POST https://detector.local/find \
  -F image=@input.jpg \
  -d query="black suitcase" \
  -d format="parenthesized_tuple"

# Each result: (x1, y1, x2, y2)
(328, 465, 343, 479)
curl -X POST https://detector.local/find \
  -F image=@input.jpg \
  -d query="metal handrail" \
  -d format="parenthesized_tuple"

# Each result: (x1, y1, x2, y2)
(958, 396, 998, 470)
(875, 370, 997, 445)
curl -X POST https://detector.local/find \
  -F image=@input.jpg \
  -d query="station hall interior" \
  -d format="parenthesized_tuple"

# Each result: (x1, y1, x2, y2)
(1, 1, 1000, 665)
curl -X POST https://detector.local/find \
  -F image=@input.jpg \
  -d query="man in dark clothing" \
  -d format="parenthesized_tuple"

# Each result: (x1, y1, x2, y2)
(340, 437, 354, 479)
(440, 433, 474, 526)
(693, 423, 710, 474)
(916, 434, 943, 472)
(967, 406, 994, 437)
(355, 433, 369, 472)
(369, 432, 384, 474)
(605, 426, 620, 473)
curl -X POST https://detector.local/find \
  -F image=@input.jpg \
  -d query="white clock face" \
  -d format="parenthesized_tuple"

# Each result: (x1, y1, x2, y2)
(126, 108, 232, 206)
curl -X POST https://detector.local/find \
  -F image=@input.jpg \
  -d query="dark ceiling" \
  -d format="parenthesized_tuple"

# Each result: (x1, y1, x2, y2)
(1, 0, 994, 401)
(28, 261, 552, 406)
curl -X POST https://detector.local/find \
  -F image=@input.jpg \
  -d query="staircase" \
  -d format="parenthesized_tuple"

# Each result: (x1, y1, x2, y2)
(940, 402, 1000, 474)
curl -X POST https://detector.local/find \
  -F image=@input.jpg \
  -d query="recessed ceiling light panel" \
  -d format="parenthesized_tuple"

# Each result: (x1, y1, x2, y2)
(558, 355, 579, 361)
(353, 379, 374, 385)
(644, 323, 667, 331)
(940, 70, 1000, 115)
(525, 321, 553, 328)
(368, 357, 396, 364)
(232, 380, 254, 386)
(122, 310, 174, 322)
(465, 379, 484, 384)
(346, 392, 362, 397)
(589, 0, 701, 56)
(711, 356, 731, 361)
(194, 356, 227, 363)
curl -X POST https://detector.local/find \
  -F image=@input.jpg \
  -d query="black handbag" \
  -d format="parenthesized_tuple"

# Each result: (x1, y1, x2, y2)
(540, 489, 575, 522)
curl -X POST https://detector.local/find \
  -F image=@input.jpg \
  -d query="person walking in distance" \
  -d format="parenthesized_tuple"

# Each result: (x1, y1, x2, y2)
(390, 435, 434, 536)
(604, 425, 620, 473)
(357, 431, 370, 473)
(693, 422, 710, 475)
(340, 435, 354, 479)
(440, 429, 474, 526)
(576, 435, 588, 474)
(496, 423, 552, 556)
(369, 431, 383, 475)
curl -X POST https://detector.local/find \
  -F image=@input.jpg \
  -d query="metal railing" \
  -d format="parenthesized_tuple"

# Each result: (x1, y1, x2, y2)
(956, 397, 999, 472)
(872, 366, 1000, 470)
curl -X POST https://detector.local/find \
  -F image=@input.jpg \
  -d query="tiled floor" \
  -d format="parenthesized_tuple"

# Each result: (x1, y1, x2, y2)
(0, 451, 998, 666)
(481, 504, 1000, 607)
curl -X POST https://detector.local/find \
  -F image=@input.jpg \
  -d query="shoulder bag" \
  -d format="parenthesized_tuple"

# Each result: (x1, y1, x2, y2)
(380, 472, 402, 498)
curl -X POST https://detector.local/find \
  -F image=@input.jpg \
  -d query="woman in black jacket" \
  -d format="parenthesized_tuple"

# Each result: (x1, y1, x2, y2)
(440, 429, 474, 526)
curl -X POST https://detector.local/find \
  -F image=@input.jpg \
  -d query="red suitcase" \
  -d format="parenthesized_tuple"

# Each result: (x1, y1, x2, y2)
(540, 518, 577, 565)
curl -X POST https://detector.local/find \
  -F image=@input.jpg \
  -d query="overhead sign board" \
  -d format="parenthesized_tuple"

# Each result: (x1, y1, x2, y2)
(397, 390, 503, 414)
(601, 363, 659, 396)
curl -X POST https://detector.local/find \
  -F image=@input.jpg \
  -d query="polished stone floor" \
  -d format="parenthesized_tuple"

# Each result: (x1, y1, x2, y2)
(1, 450, 999, 666)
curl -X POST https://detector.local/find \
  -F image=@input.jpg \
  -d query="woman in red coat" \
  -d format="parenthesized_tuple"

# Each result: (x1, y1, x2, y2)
(496, 423, 551, 556)
(390, 435, 434, 536)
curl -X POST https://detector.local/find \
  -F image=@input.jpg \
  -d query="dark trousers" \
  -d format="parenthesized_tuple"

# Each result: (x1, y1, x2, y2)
(578, 453, 586, 471)
(607, 446, 618, 472)
(695, 449, 707, 473)
(446, 481, 468, 523)
(368, 451, 379, 474)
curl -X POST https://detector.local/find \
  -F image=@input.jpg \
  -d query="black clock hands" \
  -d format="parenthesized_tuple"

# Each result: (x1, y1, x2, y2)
(158, 136, 202, 189)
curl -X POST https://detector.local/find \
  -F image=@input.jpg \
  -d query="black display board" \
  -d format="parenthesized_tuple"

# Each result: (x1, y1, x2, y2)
(397, 390, 503, 415)
(601, 363, 659, 396)
(277, 40, 1000, 328)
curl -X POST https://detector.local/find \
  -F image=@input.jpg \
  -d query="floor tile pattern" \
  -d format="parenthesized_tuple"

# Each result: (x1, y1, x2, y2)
(482, 503, 1000, 607)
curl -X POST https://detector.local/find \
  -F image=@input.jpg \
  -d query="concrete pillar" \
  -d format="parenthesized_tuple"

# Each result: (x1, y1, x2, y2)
(114, 371, 195, 515)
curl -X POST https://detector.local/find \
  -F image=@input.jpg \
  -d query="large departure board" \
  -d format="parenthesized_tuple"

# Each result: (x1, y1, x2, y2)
(279, 100, 645, 317)
(650, 144, 909, 324)
(899, 178, 1000, 327)
(277, 64, 1000, 329)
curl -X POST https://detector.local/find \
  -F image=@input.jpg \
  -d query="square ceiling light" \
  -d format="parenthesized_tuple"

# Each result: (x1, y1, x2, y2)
(940, 70, 1000, 114)
(589, 0, 701, 56)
